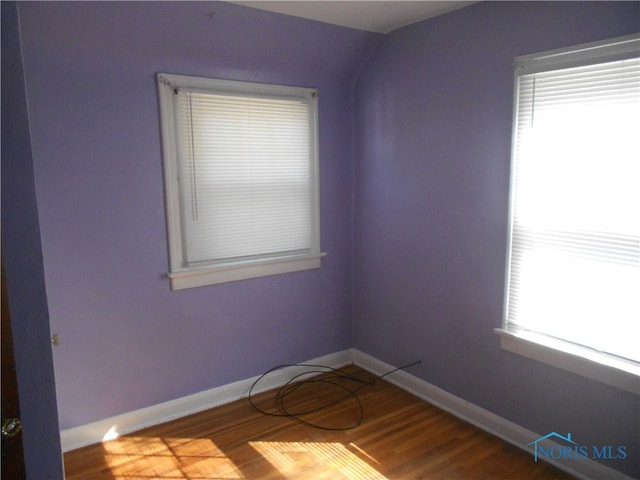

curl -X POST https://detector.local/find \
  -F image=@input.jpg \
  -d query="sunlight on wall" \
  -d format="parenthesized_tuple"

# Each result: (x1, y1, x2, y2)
(249, 440, 388, 480)
(102, 425, 120, 442)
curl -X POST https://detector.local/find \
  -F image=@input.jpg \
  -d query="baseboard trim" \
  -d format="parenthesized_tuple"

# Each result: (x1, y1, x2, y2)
(61, 348, 634, 480)
(60, 349, 353, 452)
(352, 349, 635, 480)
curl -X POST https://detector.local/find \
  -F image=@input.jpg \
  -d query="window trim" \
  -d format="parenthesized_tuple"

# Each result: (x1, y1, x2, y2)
(495, 329, 640, 395)
(499, 34, 640, 394)
(157, 73, 323, 289)
(167, 252, 326, 290)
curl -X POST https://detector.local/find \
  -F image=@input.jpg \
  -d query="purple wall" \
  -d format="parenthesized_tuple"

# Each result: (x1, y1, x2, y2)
(17, 1, 379, 431)
(1, 3, 64, 478)
(10, 1, 639, 478)
(353, 2, 639, 477)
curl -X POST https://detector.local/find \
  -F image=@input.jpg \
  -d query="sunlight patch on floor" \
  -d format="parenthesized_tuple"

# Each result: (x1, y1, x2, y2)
(101, 436, 244, 479)
(97, 436, 386, 479)
(250, 440, 388, 480)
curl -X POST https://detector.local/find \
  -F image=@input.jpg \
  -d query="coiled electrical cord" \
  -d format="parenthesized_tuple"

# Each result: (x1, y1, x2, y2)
(248, 360, 421, 431)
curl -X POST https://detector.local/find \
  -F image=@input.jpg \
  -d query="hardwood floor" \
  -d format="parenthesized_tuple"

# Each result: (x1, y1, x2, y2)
(64, 366, 575, 479)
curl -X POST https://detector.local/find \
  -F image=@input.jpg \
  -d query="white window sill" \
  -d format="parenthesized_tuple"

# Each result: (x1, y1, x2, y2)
(495, 328, 640, 395)
(168, 252, 326, 290)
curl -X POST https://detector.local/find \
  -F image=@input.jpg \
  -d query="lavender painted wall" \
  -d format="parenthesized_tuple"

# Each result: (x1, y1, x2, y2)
(353, 2, 639, 476)
(11, 0, 640, 477)
(17, 1, 380, 431)
(1, 3, 64, 478)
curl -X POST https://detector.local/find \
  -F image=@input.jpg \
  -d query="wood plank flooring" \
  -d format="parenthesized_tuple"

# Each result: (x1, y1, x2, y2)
(64, 366, 575, 479)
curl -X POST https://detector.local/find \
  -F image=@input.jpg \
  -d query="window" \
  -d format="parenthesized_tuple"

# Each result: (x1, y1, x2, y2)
(498, 34, 640, 393)
(157, 74, 324, 290)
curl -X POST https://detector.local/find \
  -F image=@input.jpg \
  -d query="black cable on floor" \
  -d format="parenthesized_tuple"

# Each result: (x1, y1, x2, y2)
(248, 360, 421, 431)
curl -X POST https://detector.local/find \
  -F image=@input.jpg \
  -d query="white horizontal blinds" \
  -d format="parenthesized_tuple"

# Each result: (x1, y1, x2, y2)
(174, 90, 313, 265)
(507, 56, 640, 362)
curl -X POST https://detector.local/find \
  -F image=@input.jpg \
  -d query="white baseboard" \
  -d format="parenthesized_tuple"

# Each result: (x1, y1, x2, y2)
(60, 349, 353, 452)
(352, 349, 635, 480)
(61, 348, 634, 480)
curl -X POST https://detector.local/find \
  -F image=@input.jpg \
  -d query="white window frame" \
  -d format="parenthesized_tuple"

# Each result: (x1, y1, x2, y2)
(157, 73, 324, 290)
(496, 34, 640, 395)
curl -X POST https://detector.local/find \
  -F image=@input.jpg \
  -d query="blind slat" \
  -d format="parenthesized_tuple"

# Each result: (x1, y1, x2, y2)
(175, 89, 314, 264)
(506, 44, 640, 363)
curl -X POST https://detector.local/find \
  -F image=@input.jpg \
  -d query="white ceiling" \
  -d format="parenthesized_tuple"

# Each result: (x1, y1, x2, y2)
(231, 1, 476, 34)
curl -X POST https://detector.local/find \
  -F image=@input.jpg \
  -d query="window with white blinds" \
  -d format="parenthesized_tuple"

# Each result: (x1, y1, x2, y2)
(157, 74, 322, 290)
(504, 35, 640, 365)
